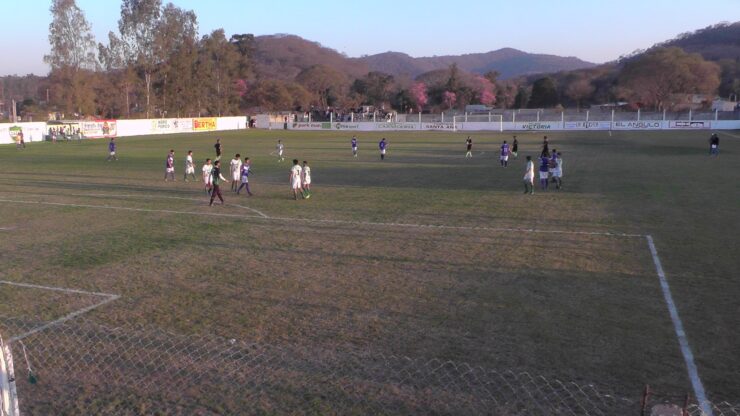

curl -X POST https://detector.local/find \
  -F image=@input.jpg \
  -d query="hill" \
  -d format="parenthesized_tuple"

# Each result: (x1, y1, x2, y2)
(253, 34, 368, 80)
(655, 22, 740, 62)
(356, 48, 597, 79)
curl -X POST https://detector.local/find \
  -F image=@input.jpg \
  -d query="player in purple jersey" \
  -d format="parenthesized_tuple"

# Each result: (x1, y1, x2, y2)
(379, 138, 387, 160)
(500, 141, 510, 167)
(237, 157, 254, 196)
(107, 138, 118, 161)
(351, 136, 358, 158)
(164, 149, 176, 181)
(538, 152, 550, 190)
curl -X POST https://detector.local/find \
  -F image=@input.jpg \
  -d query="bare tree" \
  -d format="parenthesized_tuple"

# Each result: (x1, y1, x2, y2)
(117, 0, 162, 118)
(44, 0, 98, 115)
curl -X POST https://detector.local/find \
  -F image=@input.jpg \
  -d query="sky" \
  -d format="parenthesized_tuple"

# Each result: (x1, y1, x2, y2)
(2, 0, 740, 76)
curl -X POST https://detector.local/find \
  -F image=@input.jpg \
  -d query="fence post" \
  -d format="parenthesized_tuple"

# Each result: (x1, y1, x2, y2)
(586, 110, 589, 122)
(637, 108, 641, 121)
(611, 109, 615, 129)
(662, 109, 666, 121)
(689, 109, 692, 121)
(537, 110, 540, 122)
(715, 109, 719, 121)
(419, 111, 422, 127)
(351, 112, 354, 122)
(373, 112, 376, 122)
(500, 115, 503, 132)
(561, 111, 564, 128)
(441, 112, 444, 123)
(512, 112, 516, 124)
(488, 112, 491, 123)
(465, 112, 468, 122)
(309, 113, 311, 123)
(330, 112, 333, 124)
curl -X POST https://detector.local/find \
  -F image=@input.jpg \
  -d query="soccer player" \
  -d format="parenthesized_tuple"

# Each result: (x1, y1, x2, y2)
(237, 157, 254, 196)
(209, 160, 229, 206)
(164, 150, 176, 182)
(548, 148, 558, 181)
(230, 154, 242, 192)
(351, 136, 358, 157)
(553, 152, 564, 190)
(107, 138, 118, 161)
(539, 152, 550, 190)
(523, 156, 535, 194)
(276, 140, 285, 162)
(289, 159, 304, 200)
(512, 136, 519, 158)
(214, 138, 222, 161)
(379, 138, 387, 160)
(500, 140, 510, 167)
(465, 136, 473, 158)
(709, 133, 719, 156)
(184, 150, 196, 181)
(302, 161, 312, 198)
(202, 159, 214, 194)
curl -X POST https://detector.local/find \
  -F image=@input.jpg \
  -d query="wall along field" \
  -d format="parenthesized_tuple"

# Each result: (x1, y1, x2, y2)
(0, 129, 738, 405)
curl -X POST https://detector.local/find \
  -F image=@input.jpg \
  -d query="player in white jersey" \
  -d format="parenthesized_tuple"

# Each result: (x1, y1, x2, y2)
(202, 159, 213, 194)
(290, 159, 305, 200)
(230, 154, 242, 192)
(552, 152, 563, 190)
(184, 150, 196, 182)
(523, 155, 535, 195)
(276, 140, 285, 162)
(302, 161, 312, 198)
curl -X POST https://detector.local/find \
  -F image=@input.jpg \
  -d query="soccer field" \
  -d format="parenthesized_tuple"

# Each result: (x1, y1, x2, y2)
(0, 129, 738, 414)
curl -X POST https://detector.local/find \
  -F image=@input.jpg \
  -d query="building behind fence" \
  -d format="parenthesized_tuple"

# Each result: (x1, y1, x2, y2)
(1, 316, 738, 415)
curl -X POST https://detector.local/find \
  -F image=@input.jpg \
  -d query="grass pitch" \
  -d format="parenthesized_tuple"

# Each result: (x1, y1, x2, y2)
(0, 128, 738, 409)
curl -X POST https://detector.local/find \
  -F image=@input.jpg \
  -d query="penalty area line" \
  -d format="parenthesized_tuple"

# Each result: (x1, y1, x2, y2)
(0, 280, 120, 343)
(646, 235, 712, 416)
(0, 197, 643, 237)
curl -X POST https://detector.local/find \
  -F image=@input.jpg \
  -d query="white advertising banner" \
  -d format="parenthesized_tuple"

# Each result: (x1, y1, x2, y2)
(563, 121, 612, 130)
(514, 121, 559, 131)
(81, 120, 117, 138)
(612, 120, 663, 130)
(150, 118, 193, 134)
(0, 122, 47, 144)
(667, 120, 711, 129)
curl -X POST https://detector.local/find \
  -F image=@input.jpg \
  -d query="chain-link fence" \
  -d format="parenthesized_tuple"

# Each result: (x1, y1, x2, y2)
(1, 316, 738, 415)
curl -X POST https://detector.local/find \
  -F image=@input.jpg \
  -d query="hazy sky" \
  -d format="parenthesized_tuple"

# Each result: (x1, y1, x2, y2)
(3, 0, 739, 76)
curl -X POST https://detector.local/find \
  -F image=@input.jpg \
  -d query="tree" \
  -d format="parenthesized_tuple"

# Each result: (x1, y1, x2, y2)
(296, 65, 347, 108)
(99, 31, 138, 117)
(154, 3, 197, 116)
(619, 47, 721, 110)
(229, 33, 256, 80)
(197, 29, 240, 116)
(528, 77, 558, 108)
(513, 86, 530, 109)
(473, 76, 496, 106)
(410, 82, 428, 111)
(44, 0, 98, 115)
(565, 78, 595, 111)
(443, 91, 457, 110)
(351, 72, 395, 107)
(117, 0, 163, 118)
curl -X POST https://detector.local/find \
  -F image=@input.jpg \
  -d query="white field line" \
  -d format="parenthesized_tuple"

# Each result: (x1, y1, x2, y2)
(719, 131, 740, 139)
(646, 235, 712, 416)
(231, 204, 269, 218)
(0, 196, 711, 408)
(0, 280, 120, 343)
(0, 197, 642, 238)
